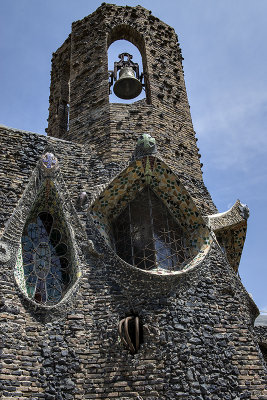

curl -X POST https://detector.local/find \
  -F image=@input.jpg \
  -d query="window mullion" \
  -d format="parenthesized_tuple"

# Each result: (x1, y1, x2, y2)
(165, 212, 173, 270)
(148, 188, 157, 268)
(128, 203, 135, 266)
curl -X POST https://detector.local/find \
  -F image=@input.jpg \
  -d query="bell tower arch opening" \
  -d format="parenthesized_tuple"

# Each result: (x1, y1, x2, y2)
(107, 25, 151, 104)
(108, 40, 145, 103)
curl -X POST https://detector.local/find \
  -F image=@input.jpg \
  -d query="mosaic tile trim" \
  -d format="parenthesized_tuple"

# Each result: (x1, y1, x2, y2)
(207, 200, 248, 231)
(207, 200, 248, 271)
(90, 156, 212, 274)
(215, 222, 247, 272)
(14, 243, 27, 295)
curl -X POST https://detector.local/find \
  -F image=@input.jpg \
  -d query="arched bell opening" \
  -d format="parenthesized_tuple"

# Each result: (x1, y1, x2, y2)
(107, 25, 151, 104)
(14, 180, 78, 307)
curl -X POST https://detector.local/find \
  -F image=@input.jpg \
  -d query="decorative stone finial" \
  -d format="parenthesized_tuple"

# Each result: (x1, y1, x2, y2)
(133, 133, 157, 159)
(0, 241, 10, 263)
(77, 191, 88, 209)
(40, 152, 59, 176)
(239, 203, 250, 220)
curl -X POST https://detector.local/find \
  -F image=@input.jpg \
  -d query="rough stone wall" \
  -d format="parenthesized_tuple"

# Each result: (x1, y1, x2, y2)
(0, 126, 127, 237)
(46, 38, 71, 139)
(0, 126, 87, 237)
(47, 4, 215, 214)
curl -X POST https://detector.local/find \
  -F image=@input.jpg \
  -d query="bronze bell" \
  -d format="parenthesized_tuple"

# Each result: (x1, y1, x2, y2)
(113, 66, 143, 100)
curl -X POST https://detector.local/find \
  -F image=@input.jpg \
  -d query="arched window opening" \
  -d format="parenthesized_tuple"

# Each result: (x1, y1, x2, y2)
(108, 39, 146, 104)
(112, 187, 191, 271)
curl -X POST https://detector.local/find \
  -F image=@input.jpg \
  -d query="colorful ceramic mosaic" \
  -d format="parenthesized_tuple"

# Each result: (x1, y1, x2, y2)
(90, 156, 212, 274)
(134, 133, 157, 158)
(208, 201, 248, 271)
(216, 222, 247, 272)
(14, 179, 78, 306)
(14, 243, 27, 295)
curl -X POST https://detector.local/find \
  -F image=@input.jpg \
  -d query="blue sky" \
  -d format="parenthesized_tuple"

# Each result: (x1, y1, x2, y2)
(1, 0, 266, 312)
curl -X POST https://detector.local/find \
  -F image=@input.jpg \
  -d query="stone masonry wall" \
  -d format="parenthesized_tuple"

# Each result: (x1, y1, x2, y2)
(0, 126, 86, 237)
(47, 38, 71, 139)
(0, 126, 127, 237)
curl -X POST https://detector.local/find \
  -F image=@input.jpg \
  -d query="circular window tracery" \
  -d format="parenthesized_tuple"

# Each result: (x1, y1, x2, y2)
(21, 211, 71, 305)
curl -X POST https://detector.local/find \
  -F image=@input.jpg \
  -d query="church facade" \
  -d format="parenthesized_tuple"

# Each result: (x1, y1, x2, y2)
(0, 4, 266, 399)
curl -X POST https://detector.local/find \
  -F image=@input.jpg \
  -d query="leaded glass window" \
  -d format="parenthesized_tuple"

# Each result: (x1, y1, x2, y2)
(21, 211, 71, 305)
(112, 187, 190, 271)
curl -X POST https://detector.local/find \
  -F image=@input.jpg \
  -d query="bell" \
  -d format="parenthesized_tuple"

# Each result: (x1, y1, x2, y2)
(113, 67, 142, 100)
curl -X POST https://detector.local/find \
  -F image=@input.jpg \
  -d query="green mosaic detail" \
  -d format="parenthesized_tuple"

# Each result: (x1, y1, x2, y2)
(14, 243, 27, 295)
(216, 222, 247, 272)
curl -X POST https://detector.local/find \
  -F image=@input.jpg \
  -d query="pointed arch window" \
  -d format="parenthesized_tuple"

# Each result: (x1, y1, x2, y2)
(112, 187, 189, 271)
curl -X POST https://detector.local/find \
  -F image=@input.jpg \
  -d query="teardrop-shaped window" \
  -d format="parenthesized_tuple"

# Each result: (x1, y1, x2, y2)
(112, 187, 192, 271)
(15, 180, 77, 306)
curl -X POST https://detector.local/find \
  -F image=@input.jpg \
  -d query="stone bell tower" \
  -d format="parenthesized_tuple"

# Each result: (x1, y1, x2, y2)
(46, 3, 216, 213)
(0, 4, 266, 400)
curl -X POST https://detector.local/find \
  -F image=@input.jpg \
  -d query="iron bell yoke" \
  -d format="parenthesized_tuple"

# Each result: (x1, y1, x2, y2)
(109, 53, 144, 100)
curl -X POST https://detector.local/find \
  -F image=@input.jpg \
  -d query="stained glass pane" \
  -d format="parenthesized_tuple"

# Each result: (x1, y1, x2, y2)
(35, 242, 51, 279)
(24, 263, 34, 277)
(55, 243, 67, 257)
(50, 229, 61, 247)
(60, 257, 69, 270)
(38, 212, 53, 236)
(34, 279, 47, 303)
(22, 236, 34, 252)
(26, 274, 37, 297)
(112, 187, 190, 271)
(21, 209, 72, 306)
(61, 270, 70, 285)
(23, 251, 34, 265)
(28, 223, 39, 246)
